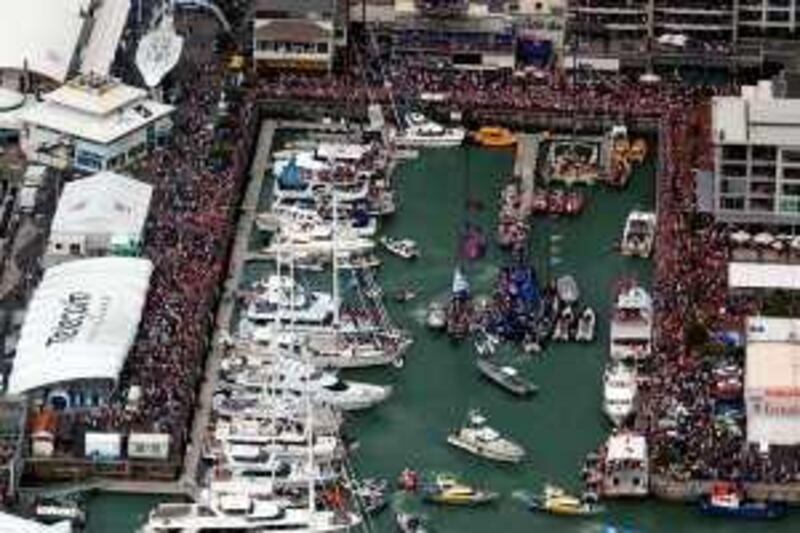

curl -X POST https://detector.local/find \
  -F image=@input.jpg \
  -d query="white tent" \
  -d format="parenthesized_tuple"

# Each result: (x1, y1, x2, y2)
(729, 262, 800, 291)
(0, 0, 92, 82)
(47, 171, 152, 261)
(7, 257, 153, 395)
(79, 0, 131, 78)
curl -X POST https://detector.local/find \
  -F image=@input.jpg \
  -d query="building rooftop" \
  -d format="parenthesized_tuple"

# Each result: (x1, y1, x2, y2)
(713, 81, 800, 146)
(255, 20, 332, 42)
(21, 79, 174, 145)
(0, 0, 91, 82)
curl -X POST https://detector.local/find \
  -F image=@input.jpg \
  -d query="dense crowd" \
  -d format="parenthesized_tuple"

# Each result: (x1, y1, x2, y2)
(65, 12, 256, 455)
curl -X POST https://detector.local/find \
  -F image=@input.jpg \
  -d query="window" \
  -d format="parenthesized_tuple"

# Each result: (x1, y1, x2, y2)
(752, 145, 777, 161)
(783, 183, 800, 196)
(720, 197, 745, 210)
(722, 164, 746, 177)
(75, 150, 103, 171)
(721, 178, 747, 194)
(69, 243, 81, 256)
(784, 167, 800, 180)
(722, 145, 747, 160)
(782, 149, 800, 163)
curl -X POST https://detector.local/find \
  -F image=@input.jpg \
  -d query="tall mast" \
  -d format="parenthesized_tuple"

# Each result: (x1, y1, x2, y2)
(332, 188, 341, 330)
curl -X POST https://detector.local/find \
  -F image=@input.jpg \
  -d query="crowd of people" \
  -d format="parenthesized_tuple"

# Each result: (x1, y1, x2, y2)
(62, 12, 256, 458)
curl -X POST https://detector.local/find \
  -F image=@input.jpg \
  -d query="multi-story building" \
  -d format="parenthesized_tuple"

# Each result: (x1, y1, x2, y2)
(711, 80, 800, 226)
(568, 0, 800, 68)
(19, 73, 173, 173)
(252, 0, 346, 71)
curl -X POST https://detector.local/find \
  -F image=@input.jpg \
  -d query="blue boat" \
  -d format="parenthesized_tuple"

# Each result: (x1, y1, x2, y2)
(699, 482, 787, 520)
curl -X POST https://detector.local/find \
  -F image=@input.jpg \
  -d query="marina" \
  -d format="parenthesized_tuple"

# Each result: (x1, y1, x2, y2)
(4, 2, 800, 533)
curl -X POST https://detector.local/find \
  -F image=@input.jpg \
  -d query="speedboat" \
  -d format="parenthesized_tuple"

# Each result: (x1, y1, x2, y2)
(422, 474, 498, 506)
(699, 482, 787, 520)
(426, 301, 447, 330)
(475, 358, 538, 397)
(603, 362, 637, 426)
(447, 410, 526, 463)
(575, 307, 596, 342)
(396, 511, 428, 533)
(394, 113, 466, 148)
(620, 210, 656, 258)
(514, 485, 604, 517)
(473, 126, 517, 148)
(379, 235, 420, 259)
(556, 275, 580, 304)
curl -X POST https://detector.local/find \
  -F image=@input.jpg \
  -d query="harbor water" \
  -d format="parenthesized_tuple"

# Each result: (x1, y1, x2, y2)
(85, 145, 800, 532)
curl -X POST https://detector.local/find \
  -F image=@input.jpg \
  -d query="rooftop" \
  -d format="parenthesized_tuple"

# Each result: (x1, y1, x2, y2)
(46, 75, 148, 116)
(712, 81, 800, 146)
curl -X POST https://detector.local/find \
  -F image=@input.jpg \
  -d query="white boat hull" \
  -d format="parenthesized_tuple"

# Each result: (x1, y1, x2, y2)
(446, 435, 525, 463)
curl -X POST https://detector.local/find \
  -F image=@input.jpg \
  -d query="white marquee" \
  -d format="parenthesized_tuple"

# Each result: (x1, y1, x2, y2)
(8, 257, 153, 395)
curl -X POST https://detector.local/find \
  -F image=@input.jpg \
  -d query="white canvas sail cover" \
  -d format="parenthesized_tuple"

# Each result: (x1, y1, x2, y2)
(8, 257, 153, 394)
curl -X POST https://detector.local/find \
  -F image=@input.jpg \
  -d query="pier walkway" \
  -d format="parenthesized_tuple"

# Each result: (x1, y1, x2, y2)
(178, 120, 276, 493)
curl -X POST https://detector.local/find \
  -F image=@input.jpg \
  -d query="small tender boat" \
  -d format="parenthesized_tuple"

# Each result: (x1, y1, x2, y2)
(396, 511, 429, 532)
(426, 301, 447, 330)
(422, 474, 499, 506)
(394, 289, 417, 303)
(352, 478, 389, 515)
(699, 482, 787, 520)
(380, 235, 420, 259)
(473, 126, 517, 148)
(620, 210, 656, 258)
(447, 410, 526, 463)
(395, 112, 466, 148)
(476, 358, 538, 397)
(515, 485, 604, 517)
(575, 307, 596, 342)
(556, 275, 580, 304)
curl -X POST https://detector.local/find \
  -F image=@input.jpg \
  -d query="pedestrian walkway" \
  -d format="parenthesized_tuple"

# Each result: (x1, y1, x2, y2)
(179, 120, 276, 490)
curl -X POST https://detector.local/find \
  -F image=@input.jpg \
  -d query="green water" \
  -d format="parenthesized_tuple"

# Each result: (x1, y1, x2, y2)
(86, 147, 800, 532)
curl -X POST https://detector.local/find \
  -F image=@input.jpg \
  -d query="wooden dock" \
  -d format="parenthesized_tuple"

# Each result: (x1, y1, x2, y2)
(514, 133, 539, 197)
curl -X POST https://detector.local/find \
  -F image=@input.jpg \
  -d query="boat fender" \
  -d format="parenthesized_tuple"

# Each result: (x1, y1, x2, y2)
(393, 356, 405, 369)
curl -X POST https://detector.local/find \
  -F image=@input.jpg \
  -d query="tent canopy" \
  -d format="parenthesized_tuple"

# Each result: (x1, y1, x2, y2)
(8, 257, 153, 395)
(729, 262, 800, 291)
(0, 0, 91, 82)
(50, 171, 152, 242)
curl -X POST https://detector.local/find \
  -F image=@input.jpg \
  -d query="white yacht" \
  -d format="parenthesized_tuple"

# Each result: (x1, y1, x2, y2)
(446, 410, 526, 463)
(379, 235, 420, 259)
(226, 360, 392, 412)
(141, 492, 361, 532)
(246, 275, 336, 327)
(620, 210, 656, 258)
(609, 282, 653, 361)
(241, 327, 411, 369)
(600, 432, 649, 497)
(603, 362, 638, 426)
(394, 113, 466, 148)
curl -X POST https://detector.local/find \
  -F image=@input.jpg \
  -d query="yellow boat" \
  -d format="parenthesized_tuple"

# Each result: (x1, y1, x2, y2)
(473, 127, 517, 148)
(515, 485, 604, 517)
(422, 474, 499, 506)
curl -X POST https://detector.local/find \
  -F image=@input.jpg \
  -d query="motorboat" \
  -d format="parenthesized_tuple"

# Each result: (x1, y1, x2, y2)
(600, 432, 649, 497)
(349, 478, 388, 516)
(379, 235, 420, 259)
(396, 511, 428, 533)
(552, 305, 574, 342)
(228, 360, 393, 412)
(620, 210, 656, 258)
(473, 126, 517, 148)
(394, 113, 466, 148)
(422, 474, 498, 506)
(426, 301, 447, 330)
(475, 358, 538, 397)
(447, 410, 526, 463)
(575, 307, 596, 342)
(556, 275, 579, 304)
(698, 482, 787, 520)
(394, 288, 417, 303)
(603, 362, 637, 426)
(515, 485, 604, 517)
(610, 281, 653, 361)
(246, 275, 336, 326)
(141, 493, 362, 532)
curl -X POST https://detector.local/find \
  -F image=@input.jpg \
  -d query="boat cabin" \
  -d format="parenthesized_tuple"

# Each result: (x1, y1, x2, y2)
(602, 432, 649, 497)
